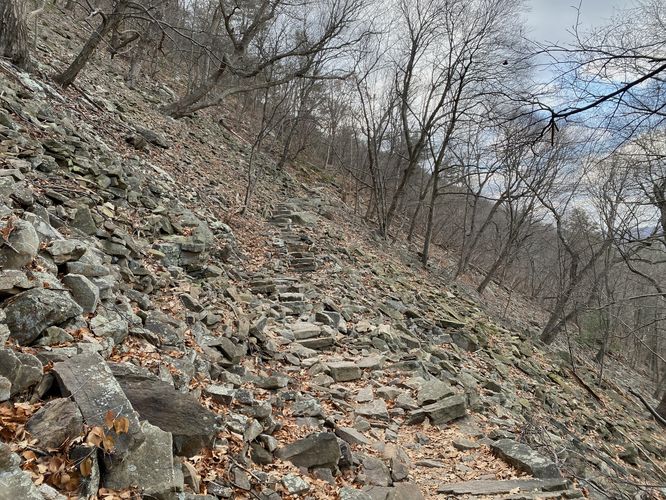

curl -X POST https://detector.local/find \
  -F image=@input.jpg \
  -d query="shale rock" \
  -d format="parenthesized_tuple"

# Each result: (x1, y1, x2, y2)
(26, 398, 84, 449)
(3, 288, 83, 345)
(0, 442, 43, 500)
(0, 348, 42, 396)
(0, 219, 39, 269)
(276, 432, 341, 469)
(104, 421, 184, 496)
(110, 362, 217, 456)
(490, 439, 562, 479)
(52, 353, 143, 460)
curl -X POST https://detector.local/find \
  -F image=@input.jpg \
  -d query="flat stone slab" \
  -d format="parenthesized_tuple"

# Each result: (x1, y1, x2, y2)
(4, 288, 83, 345)
(109, 363, 217, 456)
(104, 421, 183, 496)
(328, 361, 362, 382)
(438, 478, 570, 495)
(355, 399, 389, 420)
(335, 426, 371, 446)
(408, 394, 467, 425)
(297, 336, 335, 350)
(291, 323, 321, 340)
(490, 439, 562, 479)
(52, 353, 142, 460)
(276, 432, 340, 469)
(417, 379, 455, 405)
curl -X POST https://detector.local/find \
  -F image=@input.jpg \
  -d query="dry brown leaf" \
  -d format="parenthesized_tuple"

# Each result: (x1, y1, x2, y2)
(86, 426, 105, 447)
(113, 416, 130, 434)
(80, 457, 93, 477)
(102, 434, 115, 452)
(104, 409, 115, 429)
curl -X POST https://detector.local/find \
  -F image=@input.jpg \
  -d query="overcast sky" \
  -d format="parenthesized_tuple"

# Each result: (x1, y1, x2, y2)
(526, 0, 629, 44)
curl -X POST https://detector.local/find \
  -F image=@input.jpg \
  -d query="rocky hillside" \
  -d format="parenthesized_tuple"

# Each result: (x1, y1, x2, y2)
(1, 9, 666, 500)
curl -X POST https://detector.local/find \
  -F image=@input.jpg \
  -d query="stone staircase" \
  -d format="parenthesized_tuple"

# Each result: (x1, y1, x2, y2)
(268, 202, 318, 273)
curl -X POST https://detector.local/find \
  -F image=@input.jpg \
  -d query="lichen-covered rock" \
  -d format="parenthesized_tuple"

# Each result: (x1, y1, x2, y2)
(0, 219, 39, 269)
(3, 288, 83, 345)
(62, 274, 99, 313)
(109, 362, 217, 456)
(26, 398, 84, 449)
(276, 432, 341, 469)
(52, 353, 143, 461)
(103, 421, 184, 496)
(490, 439, 561, 479)
(45, 239, 87, 264)
(0, 349, 42, 396)
(0, 442, 43, 500)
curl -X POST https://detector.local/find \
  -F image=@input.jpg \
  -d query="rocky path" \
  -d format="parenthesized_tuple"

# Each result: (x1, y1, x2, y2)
(0, 57, 665, 500)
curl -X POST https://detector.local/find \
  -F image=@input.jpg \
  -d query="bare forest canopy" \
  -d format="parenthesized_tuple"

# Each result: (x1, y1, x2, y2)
(3, 0, 666, 414)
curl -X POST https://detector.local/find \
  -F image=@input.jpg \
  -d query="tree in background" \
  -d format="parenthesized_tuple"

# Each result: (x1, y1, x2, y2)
(161, 0, 369, 118)
(0, 0, 31, 70)
(54, 0, 131, 87)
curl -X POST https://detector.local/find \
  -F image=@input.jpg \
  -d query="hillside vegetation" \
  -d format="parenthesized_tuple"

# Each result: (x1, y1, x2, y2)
(0, 1, 666, 499)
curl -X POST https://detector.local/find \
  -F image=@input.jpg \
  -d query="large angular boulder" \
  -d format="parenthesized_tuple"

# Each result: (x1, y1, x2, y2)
(276, 432, 341, 470)
(0, 442, 43, 500)
(52, 353, 143, 461)
(109, 363, 217, 456)
(0, 219, 39, 270)
(490, 439, 561, 479)
(62, 274, 99, 313)
(104, 421, 184, 497)
(45, 239, 87, 264)
(3, 288, 83, 345)
(26, 398, 84, 449)
(328, 361, 362, 382)
(407, 394, 467, 426)
(416, 379, 455, 406)
(438, 478, 570, 495)
(0, 349, 42, 396)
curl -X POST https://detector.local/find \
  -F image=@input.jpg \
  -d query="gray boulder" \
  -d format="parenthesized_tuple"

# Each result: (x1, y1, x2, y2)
(0, 376, 10, 402)
(438, 478, 570, 495)
(45, 239, 87, 264)
(0, 219, 39, 270)
(407, 394, 467, 426)
(328, 361, 362, 382)
(90, 310, 129, 344)
(361, 456, 392, 487)
(490, 439, 562, 479)
(26, 398, 84, 449)
(0, 349, 42, 396)
(3, 288, 83, 345)
(52, 353, 143, 461)
(110, 363, 217, 456)
(276, 432, 341, 469)
(416, 379, 454, 406)
(62, 274, 99, 313)
(0, 442, 42, 500)
(104, 421, 184, 496)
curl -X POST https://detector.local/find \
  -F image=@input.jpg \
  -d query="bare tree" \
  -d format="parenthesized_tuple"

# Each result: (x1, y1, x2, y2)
(161, 0, 368, 118)
(54, 0, 131, 87)
(539, 0, 666, 142)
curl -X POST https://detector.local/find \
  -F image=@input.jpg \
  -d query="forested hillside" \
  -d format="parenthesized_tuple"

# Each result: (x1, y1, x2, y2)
(0, 0, 665, 498)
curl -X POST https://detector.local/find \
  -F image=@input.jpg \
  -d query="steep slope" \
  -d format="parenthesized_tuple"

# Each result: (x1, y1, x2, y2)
(0, 7, 665, 500)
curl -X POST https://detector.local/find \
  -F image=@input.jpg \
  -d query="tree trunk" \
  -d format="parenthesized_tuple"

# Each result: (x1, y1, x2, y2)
(421, 171, 440, 266)
(54, 0, 129, 87)
(477, 241, 513, 294)
(0, 0, 31, 70)
(161, 68, 223, 117)
(657, 392, 666, 421)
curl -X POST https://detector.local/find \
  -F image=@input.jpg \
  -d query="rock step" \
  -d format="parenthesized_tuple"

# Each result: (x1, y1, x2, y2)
(437, 478, 572, 495)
